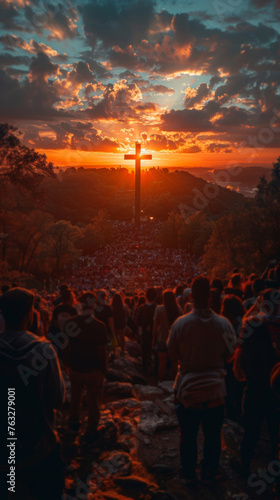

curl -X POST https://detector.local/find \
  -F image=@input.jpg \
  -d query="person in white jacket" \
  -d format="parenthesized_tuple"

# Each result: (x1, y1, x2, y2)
(168, 276, 236, 484)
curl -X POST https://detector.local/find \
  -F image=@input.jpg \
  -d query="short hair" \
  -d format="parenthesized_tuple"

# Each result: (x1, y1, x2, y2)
(61, 289, 74, 304)
(146, 287, 157, 302)
(59, 283, 69, 293)
(192, 277, 210, 308)
(78, 292, 96, 311)
(0, 288, 34, 328)
(231, 273, 242, 288)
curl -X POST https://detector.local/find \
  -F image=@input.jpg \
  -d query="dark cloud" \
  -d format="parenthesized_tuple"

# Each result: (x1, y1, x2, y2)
(0, 0, 22, 30)
(85, 80, 146, 121)
(68, 62, 95, 85)
(184, 83, 210, 108)
(171, 13, 193, 47)
(23, 121, 122, 153)
(147, 133, 178, 151)
(0, 68, 70, 121)
(24, 3, 79, 40)
(161, 108, 213, 132)
(81, 0, 155, 49)
(29, 52, 59, 81)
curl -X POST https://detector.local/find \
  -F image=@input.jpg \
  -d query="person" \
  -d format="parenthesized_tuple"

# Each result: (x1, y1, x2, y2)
(221, 295, 245, 420)
(64, 292, 107, 441)
(233, 289, 280, 478)
(48, 289, 77, 359)
(225, 273, 243, 300)
(168, 277, 236, 484)
(112, 293, 129, 353)
(137, 287, 157, 372)
(0, 288, 65, 499)
(243, 278, 265, 311)
(152, 290, 182, 381)
(95, 289, 115, 345)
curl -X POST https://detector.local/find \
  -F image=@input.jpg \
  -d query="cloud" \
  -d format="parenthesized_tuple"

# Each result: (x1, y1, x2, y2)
(161, 108, 213, 132)
(29, 52, 59, 81)
(24, 3, 79, 40)
(85, 79, 150, 122)
(23, 121, 122, 153)
(81, 0, 155, 49)
(0, 34, 68, 61)
(184, 83, 210, 108)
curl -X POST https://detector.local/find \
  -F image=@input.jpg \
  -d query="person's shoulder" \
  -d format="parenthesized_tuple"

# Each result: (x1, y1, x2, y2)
(172, 311, 194, 329)
(213, 312, 234, 329)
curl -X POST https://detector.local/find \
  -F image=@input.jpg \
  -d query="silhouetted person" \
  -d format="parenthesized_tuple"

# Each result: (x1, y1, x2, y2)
(137, 287, 157, 371)
(168, 277, 236, 484)
(0, 288, 65, 499)
(64, 292, 107, 441)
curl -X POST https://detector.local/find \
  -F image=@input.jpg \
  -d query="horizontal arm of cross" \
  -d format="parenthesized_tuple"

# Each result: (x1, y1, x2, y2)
(140, 155, 152, 160)
(124, 155, 136, 160)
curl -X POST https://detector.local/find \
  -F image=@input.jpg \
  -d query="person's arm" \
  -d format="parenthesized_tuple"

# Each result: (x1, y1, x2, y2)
(97, 345, 108, 374)
(152, 307, 159, 350)
(167, 321, 179, 377)
(223, 319, 237, 363)
(98, 325, 108, 374)
(108, 316, 115, 338)
(43, 342, 65, 409)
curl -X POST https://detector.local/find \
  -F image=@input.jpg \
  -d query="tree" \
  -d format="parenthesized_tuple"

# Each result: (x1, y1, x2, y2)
(0, 123, 55, 196)
(46, 221, 81, 275)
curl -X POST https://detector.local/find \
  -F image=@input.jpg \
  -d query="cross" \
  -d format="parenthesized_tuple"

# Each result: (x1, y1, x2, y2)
(124, 142, 152, 225)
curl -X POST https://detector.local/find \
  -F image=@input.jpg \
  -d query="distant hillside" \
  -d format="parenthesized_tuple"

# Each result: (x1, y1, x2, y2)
(183, 166, 271, 188)
(43, 167, 244, 223)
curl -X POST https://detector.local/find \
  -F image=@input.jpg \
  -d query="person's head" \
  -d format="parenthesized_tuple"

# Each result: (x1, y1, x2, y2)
(1, 285, 9, 294)
(221, 294, 245, 327)
(183, 288, 192, 303)
(60, 289, 74, 306)
(211, 278, 223, 296)
(97, 289, 108, 305)
(192, 277, 210, 309)
(124, 297, 131, 308)
(59, 283, 69, 294)
(252, 278, 265, 297)
(231, 273, 242, 290)
(0, 288, 34, 331)
(163, 289, 180, 325)
(112, 293, 124, 309)
(244, 282, 254, 300)
(78, 292, 96, 313)
(138, 295, 146, 308)
(146, 287, 157, 302)
(175, 285, 184, 296)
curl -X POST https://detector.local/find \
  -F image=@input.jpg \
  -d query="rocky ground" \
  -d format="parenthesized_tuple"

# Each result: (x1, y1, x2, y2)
(57, 340, 277, 500)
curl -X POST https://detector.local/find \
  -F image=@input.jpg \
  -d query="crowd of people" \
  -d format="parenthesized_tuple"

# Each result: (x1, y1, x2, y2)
(68, 221, 200, 290)
(0, 255, 280, 499)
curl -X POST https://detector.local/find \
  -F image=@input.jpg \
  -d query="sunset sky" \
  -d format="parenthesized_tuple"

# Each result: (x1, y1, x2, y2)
(0, 0, 279, 168)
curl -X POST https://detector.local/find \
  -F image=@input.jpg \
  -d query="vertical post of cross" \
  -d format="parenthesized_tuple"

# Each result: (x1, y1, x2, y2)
(135, 142, 141, 226)
(124, 142, 152, 226)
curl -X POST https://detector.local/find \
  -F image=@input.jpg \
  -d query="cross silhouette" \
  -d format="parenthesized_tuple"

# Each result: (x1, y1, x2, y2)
(124, 142, 152, 225)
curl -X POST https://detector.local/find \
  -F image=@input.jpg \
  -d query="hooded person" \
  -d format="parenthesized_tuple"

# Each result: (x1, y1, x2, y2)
(0, 288, 65, 500)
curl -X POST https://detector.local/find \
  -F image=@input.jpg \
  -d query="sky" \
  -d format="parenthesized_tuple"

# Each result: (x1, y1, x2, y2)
(0, 0, 279, 168)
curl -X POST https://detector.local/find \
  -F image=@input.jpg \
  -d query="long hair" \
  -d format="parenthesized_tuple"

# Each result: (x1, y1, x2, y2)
(163, 290, 180, 326)
(112, 293, 125, 320)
